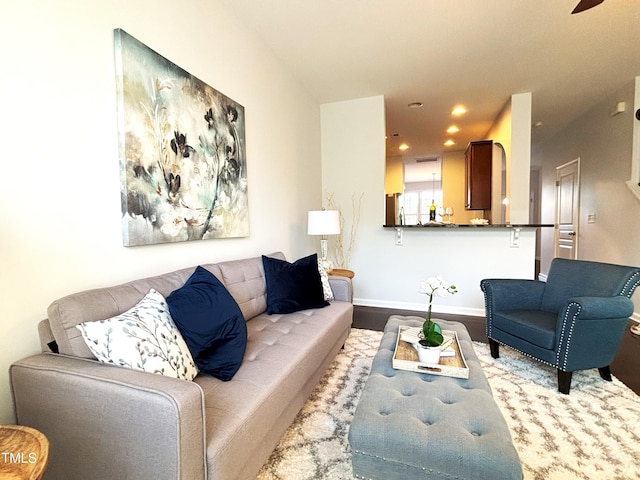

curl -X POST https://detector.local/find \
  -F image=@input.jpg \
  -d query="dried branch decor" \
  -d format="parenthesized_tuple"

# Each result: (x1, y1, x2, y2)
(325, 192, 364, 269)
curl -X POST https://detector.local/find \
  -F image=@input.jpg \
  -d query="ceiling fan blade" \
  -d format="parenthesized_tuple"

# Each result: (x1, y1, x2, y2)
(571, 0, 605, 14)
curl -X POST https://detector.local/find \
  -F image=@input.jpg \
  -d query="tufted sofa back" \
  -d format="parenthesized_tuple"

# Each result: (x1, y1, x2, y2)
(46, 252, 286, 359)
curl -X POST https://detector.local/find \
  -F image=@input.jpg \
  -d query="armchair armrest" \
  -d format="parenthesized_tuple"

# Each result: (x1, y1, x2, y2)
(328, 276, 353, 303)
(562, 295, 634, 320)
(10, 353, 206, 480)
(480, 278, 546, 312)
(555, 296, 633, 371)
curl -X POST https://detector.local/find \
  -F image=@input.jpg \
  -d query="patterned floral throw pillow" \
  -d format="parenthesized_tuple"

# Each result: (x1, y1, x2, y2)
(77, 289, 198, 381)
(317, 258, 334, 301)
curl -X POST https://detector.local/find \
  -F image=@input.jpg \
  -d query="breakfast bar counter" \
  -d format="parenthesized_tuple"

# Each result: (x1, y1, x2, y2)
(383, 223, 553, 229)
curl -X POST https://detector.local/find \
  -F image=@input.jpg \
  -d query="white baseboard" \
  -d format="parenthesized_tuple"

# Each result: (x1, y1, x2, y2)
(353, 298, 640, 324)
(353, 298, 485, 317)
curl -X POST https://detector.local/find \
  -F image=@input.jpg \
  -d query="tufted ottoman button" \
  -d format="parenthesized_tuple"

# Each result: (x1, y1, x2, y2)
(348, 315, 522, 480)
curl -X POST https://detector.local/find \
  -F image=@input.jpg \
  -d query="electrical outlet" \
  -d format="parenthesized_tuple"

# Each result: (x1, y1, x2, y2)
(395, 228, 403, 245)
(509, 227, 520, 248)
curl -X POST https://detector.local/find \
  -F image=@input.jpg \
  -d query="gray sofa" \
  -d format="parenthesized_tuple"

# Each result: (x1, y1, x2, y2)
(10, 252, 353, 480)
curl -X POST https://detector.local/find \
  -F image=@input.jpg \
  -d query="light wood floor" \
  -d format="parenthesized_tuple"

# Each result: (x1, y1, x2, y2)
(352, 305, 640, 396)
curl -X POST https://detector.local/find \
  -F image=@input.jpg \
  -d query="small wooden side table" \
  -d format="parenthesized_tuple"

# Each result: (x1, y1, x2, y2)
(329, 269, 355, 279)
(0, 425, 49, 480)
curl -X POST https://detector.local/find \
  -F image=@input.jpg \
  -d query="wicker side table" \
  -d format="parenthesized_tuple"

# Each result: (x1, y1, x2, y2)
(0, 425, 49, 480)
(329, 268, 354, 279)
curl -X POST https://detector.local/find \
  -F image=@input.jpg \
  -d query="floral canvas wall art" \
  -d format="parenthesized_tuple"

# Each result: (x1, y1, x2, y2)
(114, 28, 248, 246)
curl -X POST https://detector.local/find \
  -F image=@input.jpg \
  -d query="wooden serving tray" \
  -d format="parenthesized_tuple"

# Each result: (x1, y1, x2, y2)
(392, 325, 469, 379)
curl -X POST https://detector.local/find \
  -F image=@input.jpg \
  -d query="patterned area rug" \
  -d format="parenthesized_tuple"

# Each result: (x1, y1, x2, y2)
(256, 328, 640, 480)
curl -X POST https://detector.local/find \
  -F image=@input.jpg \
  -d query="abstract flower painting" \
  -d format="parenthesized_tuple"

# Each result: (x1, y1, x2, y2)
(114, 29, 248, 246)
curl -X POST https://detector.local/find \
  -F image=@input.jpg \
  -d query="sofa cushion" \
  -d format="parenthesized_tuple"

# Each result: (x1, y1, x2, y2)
(166, 266, 247, 381)
(214, 252, 284, 321)
(262, 254, 329, 314)
(76, 289, 198, 380)
(196, 300, 354, 479)
(48, 266, 203, 358)
(45, 254, 284, 359)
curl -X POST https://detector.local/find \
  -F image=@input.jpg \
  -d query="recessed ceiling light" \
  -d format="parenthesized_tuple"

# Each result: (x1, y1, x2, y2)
(408, 102, 423, 108)
(399, 143, 410, 151)
(443, 140, 455, 146)
(446, 125, 460, 134)
(451, 105, 467, 116)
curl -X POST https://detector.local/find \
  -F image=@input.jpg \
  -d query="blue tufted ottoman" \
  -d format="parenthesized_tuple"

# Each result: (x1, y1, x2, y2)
(348, 316, 522, 480)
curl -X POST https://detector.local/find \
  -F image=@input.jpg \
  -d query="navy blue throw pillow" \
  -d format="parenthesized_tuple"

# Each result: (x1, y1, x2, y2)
(166, 266, 247, 381)
(262, 254, 329, 314)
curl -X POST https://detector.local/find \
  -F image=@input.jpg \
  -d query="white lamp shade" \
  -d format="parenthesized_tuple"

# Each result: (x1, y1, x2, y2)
(308, 210, 340, 235)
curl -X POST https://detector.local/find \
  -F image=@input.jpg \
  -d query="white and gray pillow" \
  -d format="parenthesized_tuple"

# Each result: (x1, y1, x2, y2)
(76, 289, 198, 381)
(317, 259, 335, 302)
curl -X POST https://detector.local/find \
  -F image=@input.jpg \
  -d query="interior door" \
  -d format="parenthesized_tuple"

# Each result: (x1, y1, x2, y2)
(555, 159, 580, 259)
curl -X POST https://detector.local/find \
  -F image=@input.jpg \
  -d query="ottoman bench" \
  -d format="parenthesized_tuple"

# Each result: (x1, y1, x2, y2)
(348, 316, 522, 480)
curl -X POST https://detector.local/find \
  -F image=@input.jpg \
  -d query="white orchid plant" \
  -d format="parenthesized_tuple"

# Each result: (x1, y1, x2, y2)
(418, 276, 458, 347)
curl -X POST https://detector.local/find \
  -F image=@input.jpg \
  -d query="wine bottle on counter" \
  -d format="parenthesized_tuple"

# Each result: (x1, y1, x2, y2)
(429, 201, 436, 221)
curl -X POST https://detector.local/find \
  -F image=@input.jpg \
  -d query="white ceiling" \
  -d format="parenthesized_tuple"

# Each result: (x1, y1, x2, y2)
(219, 0, 640, 160)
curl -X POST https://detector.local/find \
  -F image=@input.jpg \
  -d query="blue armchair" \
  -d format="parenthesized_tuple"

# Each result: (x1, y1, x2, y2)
(481, 258, 640, 394)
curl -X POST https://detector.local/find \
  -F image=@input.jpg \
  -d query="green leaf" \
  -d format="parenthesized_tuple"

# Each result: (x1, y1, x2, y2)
(422, 319, 444, 347)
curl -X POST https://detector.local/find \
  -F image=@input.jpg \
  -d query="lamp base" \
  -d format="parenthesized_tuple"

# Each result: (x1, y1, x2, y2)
(319, 238, 334, 272)
(320, 258, 334, 272)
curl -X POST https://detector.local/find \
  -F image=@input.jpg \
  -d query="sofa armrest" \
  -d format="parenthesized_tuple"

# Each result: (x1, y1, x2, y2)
(10, 353, 206, 480)
(37, 319, 56, 353)
(328, 276, 353, 303)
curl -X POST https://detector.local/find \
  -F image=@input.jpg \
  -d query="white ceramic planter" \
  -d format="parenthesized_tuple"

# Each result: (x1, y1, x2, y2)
(415, 344, 441, 364)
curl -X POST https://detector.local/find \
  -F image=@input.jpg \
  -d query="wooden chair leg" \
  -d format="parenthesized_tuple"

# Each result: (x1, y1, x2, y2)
(558, 369, 573, 394)
(488, 338, 500, 358)
(598, 366, 612, 381)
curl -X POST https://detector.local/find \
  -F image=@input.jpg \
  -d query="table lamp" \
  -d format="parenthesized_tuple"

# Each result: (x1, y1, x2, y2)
(308, 209, 340, 271)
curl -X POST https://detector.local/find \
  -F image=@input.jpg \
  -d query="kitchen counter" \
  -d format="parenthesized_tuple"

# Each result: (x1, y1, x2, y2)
(383, 223, 553, 228)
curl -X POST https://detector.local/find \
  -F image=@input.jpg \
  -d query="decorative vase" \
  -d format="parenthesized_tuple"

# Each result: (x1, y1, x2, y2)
(415, 344, 441, 364)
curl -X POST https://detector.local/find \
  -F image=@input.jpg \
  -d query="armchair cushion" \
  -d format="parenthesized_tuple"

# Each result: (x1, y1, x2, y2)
(492, 310, 557, 350)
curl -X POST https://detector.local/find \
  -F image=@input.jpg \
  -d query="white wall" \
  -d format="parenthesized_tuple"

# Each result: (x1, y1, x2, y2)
(509, 93, 533, 223)
(321, 97, 537, 317)
(536, 80, 640, 314)
(0, 0, 321, 423)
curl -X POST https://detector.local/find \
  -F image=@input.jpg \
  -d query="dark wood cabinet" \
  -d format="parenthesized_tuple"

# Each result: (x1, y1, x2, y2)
(465, 140, 492, 210)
